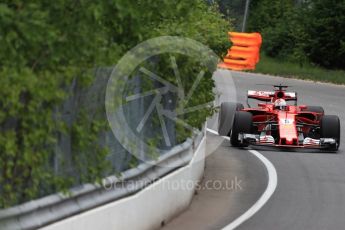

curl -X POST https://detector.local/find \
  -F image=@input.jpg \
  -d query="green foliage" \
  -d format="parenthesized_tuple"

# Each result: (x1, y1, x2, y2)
(248, 0, 295, 32)
(146, 1, 231, 143)
(0, 0, 121, 208)
(305, 0, 345, 69)
(0, 0, 231, 208)
(148, 54, 217, 143)
(248, 0, 345, 69)
(248, 0, 305, 61)
(262, 7, 309, 65)
(71, 110, 110, 184)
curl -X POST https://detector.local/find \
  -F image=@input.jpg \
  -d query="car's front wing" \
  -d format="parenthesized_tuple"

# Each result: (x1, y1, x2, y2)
(239, 133, 337, 150)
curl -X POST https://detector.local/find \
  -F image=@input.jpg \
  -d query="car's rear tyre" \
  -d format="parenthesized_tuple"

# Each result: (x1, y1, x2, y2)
(304, 106, 324, 114)
(320, 115, 340, 151)
(230, 111, 253, 147)
(218, 102, 244, 136)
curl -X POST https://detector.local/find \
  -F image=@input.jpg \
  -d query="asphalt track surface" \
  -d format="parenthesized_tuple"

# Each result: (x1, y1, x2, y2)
(162, 70, 345, 230)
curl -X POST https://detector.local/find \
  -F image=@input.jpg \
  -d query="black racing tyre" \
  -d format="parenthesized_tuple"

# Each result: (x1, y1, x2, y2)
(320, 115, 340, 151)
(304, 106, 324, 114)
(230, 111, 253, 147)
(218, 102, 244, 136)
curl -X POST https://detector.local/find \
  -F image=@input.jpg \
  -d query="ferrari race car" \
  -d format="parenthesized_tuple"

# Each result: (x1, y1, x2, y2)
(218, 85, 340, 151)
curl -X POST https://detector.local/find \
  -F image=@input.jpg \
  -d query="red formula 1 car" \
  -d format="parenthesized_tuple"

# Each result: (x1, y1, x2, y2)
(218, 85, 340, 151)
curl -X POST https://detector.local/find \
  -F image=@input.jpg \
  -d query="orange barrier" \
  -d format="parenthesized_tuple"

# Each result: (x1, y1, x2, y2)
(218, 32, 262, 71)
(218, 62, 255, 71)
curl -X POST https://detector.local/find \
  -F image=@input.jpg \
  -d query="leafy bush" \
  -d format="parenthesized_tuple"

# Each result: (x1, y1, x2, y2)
(248, 0, 303, 61)
(262, 8, 309, 65)
(247, 0, 295, 32)
(0, 0, 231, 208)
(305, 0, 345, 69)
(248, 0, 345, 69)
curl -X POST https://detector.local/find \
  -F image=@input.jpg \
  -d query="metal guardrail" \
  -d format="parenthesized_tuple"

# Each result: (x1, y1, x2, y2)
(0, 130, 204, 230)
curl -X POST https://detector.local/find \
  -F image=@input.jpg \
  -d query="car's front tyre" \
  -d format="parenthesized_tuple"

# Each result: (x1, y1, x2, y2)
(230, 111, 253, 147)
(320, 115, 340, 151)
(218, 102, 244, 136)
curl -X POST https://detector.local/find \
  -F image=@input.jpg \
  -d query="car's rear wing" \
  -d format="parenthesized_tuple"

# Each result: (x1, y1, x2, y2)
(247, 90, 297, 102)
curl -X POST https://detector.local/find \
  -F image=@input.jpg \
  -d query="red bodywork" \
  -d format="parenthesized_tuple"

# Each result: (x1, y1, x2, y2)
(241, 89, 323, 148)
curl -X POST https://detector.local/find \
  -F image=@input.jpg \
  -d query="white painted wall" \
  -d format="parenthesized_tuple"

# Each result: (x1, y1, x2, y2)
(41, 136, 206, 230)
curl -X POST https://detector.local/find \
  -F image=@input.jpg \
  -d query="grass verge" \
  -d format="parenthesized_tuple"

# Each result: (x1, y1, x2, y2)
(251, 54, 345, 85)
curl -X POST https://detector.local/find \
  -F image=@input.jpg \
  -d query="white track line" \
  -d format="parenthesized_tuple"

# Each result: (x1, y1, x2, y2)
(206, 128, 278, 230)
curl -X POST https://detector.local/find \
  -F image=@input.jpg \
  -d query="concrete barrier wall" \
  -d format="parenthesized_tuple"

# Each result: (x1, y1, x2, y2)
(41, 135, 206, 230)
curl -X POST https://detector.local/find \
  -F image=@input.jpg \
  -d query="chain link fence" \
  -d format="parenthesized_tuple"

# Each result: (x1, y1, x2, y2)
(51, 67, 179, 190)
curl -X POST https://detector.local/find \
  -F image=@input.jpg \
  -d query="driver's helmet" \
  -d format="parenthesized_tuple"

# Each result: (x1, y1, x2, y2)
(274, 99, 287, 110)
